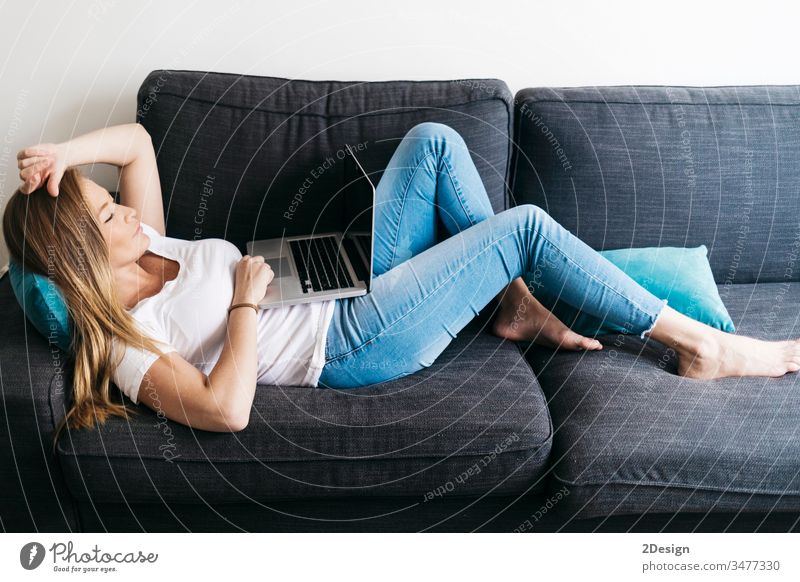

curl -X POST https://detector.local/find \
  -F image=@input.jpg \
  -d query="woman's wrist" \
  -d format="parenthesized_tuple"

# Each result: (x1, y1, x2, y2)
(54, 142, 73, 169)
(232, 294, 258, 306)
(55, 137, 87, 169)
(228, 302, 259, 316)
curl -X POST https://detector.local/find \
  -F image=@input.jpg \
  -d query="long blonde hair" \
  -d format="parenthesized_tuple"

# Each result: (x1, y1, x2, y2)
(2, 168, 169, 446)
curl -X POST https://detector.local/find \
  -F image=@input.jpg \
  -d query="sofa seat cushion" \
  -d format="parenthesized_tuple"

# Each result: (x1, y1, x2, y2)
(58, 325, 552, 503)
(525, 281, 800, 520)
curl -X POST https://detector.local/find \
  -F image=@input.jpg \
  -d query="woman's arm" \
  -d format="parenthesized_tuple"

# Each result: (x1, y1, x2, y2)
(206, 255, 273, 420)
(60, 123, 166, 236)
(136, 255, 273, 431)
(17, 123, 166, 236)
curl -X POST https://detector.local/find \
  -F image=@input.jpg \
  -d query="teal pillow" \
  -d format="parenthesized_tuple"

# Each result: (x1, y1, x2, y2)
(8, 258, 72, 352)
(534, 245, 735, 337)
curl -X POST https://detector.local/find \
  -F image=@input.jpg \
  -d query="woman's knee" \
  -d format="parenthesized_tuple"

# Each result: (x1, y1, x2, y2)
(507, 203, 549, 228)
(404, 122, 466, 152)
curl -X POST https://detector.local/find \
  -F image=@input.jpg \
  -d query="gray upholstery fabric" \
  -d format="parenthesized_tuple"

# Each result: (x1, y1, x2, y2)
(525, 281, 800, 520)
(58, 325, 551, 503)
(136, 70, 513, 248)
(74, 499, 800, 533)
(511, 86, 800, 284)
(0, 276, 77, 531)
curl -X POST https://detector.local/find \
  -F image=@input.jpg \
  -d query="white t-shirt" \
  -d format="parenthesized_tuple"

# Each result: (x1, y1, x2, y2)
(111, 222, 335, 404)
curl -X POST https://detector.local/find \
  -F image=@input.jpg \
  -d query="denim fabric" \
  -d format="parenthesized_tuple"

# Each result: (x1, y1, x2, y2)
(319, 123, 668, 388)
(512, 85, 800, 284)
(526, 280, 800, 520)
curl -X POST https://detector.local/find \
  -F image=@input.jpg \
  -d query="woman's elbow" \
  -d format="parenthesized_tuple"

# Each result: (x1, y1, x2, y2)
(133, 122, 152, 142)
(217, 399, 251, 432)
(181, 407, 249, 433)
(224, 411, 250, 432)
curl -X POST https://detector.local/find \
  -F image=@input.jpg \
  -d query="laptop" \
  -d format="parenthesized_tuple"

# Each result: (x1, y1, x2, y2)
(246, 144, 375, 308)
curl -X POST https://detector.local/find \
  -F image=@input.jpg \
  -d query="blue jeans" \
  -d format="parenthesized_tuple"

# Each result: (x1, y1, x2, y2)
(318, 122, 668, 388)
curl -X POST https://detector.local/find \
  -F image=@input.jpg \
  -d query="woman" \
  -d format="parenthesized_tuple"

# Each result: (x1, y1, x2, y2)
(4, 122, 799, 435)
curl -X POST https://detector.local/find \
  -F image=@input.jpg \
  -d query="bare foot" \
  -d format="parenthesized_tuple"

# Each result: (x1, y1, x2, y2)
(491, 279, 602, 351)
(675, 329, 800, 379)
(648, 305, 800, 379)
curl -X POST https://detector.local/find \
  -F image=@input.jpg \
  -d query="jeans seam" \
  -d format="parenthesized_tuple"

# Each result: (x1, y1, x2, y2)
(537, 229, 653, 316)
(439, 149, 480, 228)
(388, 150, 439, 270)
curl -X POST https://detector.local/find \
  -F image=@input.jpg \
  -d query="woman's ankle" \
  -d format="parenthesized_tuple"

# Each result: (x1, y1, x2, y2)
(502, 277, 533, 304)
(646, 305, 714, 355)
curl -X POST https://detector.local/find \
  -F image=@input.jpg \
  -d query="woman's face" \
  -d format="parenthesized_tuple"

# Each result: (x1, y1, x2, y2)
(82, 177, 150, 268)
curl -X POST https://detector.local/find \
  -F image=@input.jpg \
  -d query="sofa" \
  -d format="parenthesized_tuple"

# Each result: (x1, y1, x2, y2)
(1, 70, 799, 532)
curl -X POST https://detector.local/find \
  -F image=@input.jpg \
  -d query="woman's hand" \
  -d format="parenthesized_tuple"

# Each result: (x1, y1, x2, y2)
(16, 143, 67, 196)
(232, 255, 273, 304)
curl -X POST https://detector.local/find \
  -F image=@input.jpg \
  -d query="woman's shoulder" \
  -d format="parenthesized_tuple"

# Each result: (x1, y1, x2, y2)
(140, 222, 241, 261)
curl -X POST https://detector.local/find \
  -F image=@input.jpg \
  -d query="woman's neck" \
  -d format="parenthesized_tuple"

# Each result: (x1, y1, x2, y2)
(115, 258, 161, 310)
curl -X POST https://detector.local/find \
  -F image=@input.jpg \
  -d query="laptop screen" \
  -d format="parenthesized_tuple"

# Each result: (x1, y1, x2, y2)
(340, 146, 375, 289)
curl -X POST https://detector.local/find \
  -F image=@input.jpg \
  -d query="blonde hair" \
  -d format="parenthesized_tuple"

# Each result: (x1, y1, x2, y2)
(2, 168, 169, 447)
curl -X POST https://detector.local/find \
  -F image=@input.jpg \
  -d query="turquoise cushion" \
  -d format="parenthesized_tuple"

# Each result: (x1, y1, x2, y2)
(534, 245, 735, 337)
(8, 258, 72, 352)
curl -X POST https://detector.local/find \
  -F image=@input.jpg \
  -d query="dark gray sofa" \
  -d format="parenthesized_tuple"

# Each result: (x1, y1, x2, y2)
(1, 71, 798, 532)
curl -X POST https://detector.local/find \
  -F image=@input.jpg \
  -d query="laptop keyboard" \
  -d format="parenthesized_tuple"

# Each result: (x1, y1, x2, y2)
(290, 236, 354, 293)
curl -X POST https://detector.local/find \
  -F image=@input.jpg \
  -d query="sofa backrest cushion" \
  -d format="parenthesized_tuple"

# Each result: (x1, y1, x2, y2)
(511, 86, 800, 284)
(136, 71, 513, 249)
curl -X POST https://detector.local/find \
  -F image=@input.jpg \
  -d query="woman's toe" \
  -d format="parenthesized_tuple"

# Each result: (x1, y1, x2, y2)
(584, 337, 603, 350)
(572, 333, 602, 351)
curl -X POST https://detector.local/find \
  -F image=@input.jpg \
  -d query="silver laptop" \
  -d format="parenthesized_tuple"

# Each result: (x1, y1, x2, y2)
(246, 144, 375, 308)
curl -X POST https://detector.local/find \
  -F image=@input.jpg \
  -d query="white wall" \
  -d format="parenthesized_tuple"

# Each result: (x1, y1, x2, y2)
(1, 0, 798, 273)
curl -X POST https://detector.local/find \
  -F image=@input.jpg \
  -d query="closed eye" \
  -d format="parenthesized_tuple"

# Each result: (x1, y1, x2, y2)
(104, 201, 115, 223)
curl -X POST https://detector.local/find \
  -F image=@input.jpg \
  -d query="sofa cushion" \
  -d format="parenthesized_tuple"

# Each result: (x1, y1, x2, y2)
(57, 325, 552, 503)
(525, 281, 800, 520)
(137, 70, 513, 249)
(512, 85, 800, 284)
